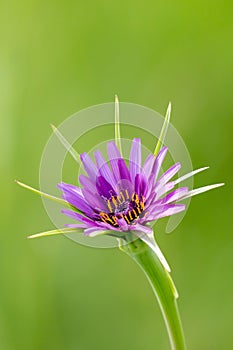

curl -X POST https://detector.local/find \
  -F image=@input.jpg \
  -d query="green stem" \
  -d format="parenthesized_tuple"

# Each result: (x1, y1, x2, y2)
(120, 238, 187, 350)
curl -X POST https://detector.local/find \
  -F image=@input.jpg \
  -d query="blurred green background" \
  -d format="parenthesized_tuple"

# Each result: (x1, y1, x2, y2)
(1, 0, 233, 349)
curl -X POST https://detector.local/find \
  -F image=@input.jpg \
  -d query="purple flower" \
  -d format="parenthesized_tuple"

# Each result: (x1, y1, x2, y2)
(16, 100, 224, 271)
(59, 141, 186, 236)
(56, 138, 222, 271)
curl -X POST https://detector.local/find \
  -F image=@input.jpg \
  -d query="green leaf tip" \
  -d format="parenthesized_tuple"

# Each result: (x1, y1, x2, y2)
(179, 182, 225, 201)
(50, 123, 81, 165)
(114, 94, 122, 155)
(154, 102, 171, 157)
(15, 180, 67, 206)
(28, 227, 83, 239)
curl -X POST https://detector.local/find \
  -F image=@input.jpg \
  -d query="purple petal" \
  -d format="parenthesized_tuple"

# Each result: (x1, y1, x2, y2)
(82, 187, 107, 211)
(79, 174, 97, 193)
(61, 209, 95, 225)
(80, 153, 98, 181)
(134, 174, 140, 194)
(129, 138, 141, 183)
(94, 150, 116, 190)
(83, 221, 121, 236)
(140, 173, 148, 197)
(84, 226, 109, 236)
(147, 173, 155, 197)
(65, 223, 87, 228)
(58, 182, 83, 196)
(156, 187, 188, 205)
(152, 204, 185, 220)
(107, 142, 131, 184)
(96, 220, 121, 231)
(131, 223, 153, 235)
(143, 147, 168, 196)
(116, 178, 134, 199)
(146, 182, 176, 207)
(146, 202, 169, 217)
(61, 193, 93, 215)
(142, 154, 155, 179)
(134, 173, 148, 197)
(117, 218, 129, 231)
(154, 182, 175, 200)
(107, 142, 122, 182)
(152, 146, 168, 181)
(155, 162, 181, 189)
(58, 182, 94, 216)
(118, 159, 131, 181)
(145, 190, 157, 208)
(96, 175, 116, 199)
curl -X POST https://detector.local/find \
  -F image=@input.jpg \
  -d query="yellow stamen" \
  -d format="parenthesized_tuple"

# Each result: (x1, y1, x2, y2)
(112, 216, 118, 226)
(128, 211, 133, 221)
(136, 206, 142, 214)
(120, 191, 125, 201)
(117, 195, 123, 204)
(100, 212, 114, 225)
(112, 196, 118, 208)
(107, 200, 113, 213)
(124, 215, 130, 224)
(140, 201, 145, 210)
(134, 194, 140, 206)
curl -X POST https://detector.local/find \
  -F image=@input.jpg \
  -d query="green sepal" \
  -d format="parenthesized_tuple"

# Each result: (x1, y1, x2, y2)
(154, 102, 171, 157)
(28, 227, 83, 239)
(15, 180, 68, 206)
(114, 95, 122, 155)
(50, 124, 81, 165)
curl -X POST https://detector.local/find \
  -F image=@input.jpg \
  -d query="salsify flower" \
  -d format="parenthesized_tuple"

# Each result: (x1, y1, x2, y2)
(56, 139, 219, 272)
(16, 98, 224, 350)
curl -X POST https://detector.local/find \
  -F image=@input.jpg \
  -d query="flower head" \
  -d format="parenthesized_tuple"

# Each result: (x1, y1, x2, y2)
(59, 142, 186, 236)
(16, 99, 224, 272)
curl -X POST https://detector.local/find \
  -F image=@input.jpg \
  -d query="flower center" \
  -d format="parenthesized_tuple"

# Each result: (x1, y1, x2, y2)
(99, 190, 148, 227)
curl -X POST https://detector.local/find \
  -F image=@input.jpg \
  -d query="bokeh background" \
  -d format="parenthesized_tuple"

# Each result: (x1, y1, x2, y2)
(1, 1, 233, 349)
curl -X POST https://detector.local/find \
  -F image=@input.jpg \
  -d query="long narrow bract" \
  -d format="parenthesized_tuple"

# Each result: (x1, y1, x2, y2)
(154, 102, 171, 157)
(28, 227, 83, 239)
(114, 95, 122, 155)
(15, 180, 68, 206)
(51, 124, 81, 164)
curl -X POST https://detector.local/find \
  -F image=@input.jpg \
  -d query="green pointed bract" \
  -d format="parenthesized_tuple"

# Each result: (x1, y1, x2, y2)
(114, 95, 122, 155)
(15, 180, 68, 206)
(16, 180, 84, 215)
(28, 227, 83, 239)
(154, 102, 171, 157)
(178, 182, 225, 201)
(50, 124, 81, 165)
